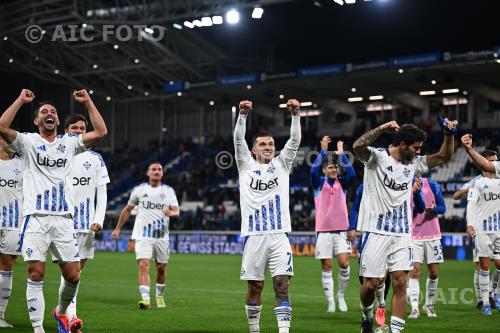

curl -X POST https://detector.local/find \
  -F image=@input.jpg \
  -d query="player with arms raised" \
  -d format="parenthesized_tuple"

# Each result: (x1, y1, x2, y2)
(0, 89, 107, 333)
(234, 99, 301, 333)
(353, 118, 456, 333)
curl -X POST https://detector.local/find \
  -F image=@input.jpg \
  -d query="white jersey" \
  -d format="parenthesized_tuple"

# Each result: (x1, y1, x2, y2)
(461, 175, 482, 191)
(494, 161, 500, 179)
(234, 114, 301, 237)
(71, 151, 110, 233)
(9, 132, 85, 216)
(357, 147, 429, 236)
(0, 156, 23, 230)
(467, 176, 500, 235)
(128, 183, 178, 240)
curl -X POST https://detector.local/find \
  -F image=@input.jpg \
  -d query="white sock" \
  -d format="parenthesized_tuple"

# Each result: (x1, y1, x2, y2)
(408, 278, 420, 310)
(0, 271, 13, 319)
(245, 303, 262, 333)
(491, 269, 500, 294)
(474, 270, 481, 302)
(139, 285, 150, 303)
(274, 301, 291, 333)
(321, 271, 334, 304)
(425, 277, 438, 306)
(376, 282, 386, 307)
(58, 279, 79, 315)
(360, 302, 374, 321)
(390, 316, 405, 333)
(478, 270, 490, 305)
(338, 267, 350, 297)
(27, 280, 45, 329)
(156, 283, 165, 297)
(59, 276, 78, 320)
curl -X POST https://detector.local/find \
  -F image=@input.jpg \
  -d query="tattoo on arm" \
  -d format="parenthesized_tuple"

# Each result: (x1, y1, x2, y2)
(353, 127, 384, 162)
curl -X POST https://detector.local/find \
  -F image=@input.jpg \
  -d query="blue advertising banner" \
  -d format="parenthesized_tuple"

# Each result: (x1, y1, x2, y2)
(216, 73, 259, 86)
(388, 52, 441, 68)
(297, 64, 345, 77)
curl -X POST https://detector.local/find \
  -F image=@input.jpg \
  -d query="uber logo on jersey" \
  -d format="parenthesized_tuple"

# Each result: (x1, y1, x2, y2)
(483, 192, 500, 201)
(142, 201, 167, 210)
(249, 177, 279, 191)
(36, 153, 67, 168)
(73, 177, 91, 186)
(382, 174, 409, 191)
(0, 177, 18, 188)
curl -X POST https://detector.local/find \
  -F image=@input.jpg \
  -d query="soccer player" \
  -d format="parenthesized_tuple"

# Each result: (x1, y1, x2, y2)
(0, 136, 23, 328)
(234, 99, 301, 333)
(461, 133, 500, 178)
(58, 113, 110, 332)
(407, 176, 446, 319)
(112, 162, 179, 309)
(353, 118, 455, 333)
(466, 150, 500, 315)
(310, 136, 355, 312)
(0, 88, 107, 333)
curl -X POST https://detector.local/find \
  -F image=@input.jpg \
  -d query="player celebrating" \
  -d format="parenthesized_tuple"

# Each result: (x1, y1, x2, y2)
(353, 118, 456, 333)
(112, 162, 179, 309)
(461, 133, 500, 178)
(0, 136, 23, 328)
(0, 88, 107, 333)
(310, 136, 355, 312)
(58, 113, 110, 332)
(408, 176, 446, 319)
(466, 151, 500, 315)
(234, 99, 301, 333)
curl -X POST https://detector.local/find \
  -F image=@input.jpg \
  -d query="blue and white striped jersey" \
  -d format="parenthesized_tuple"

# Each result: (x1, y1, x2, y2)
(128, 183, 178, 240)
(71, 151, 110, 233)
(357, 146, 428, 236)
(0, 156, 23, 230)
(9, 132, 85, 216)
(467, 176, 500, 235)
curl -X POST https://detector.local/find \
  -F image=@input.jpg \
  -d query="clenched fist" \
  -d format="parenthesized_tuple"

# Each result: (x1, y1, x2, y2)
(286, 99, 300, 116)
(461, 133, 473, 150)
(239, 100, 252, 115)
(18, 89, 35, 103)
(73, 89, 91, 104)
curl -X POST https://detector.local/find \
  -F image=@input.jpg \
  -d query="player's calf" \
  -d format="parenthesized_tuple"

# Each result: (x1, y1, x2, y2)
(273, 275, 292, 333)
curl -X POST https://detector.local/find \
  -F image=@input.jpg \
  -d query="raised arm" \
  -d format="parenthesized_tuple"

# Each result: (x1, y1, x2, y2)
(337, 141, 356, 188)
(0, 89, 35, 143)
(73, 89, 108, 148)
(353, 121, 399, 163)
(279, 99, 301, 171)
(310, 136, 330, 190)
(233, 100, 252, 167)
(426, 118, 457, 169)
(461, 133, 496, 174)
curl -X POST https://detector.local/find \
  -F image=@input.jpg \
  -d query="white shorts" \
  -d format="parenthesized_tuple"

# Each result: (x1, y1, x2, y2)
(240, 233, 294, 281)
(76, 233, 95, 260)
(0, 229, 21, 256)
(359, 233, 413, 278)
(315, 231, 352, 259)
(413, 239, 444, 264)
(135, 238, 170, 264)
(20, 214, 79, 263)
(475, 234, 500, 260)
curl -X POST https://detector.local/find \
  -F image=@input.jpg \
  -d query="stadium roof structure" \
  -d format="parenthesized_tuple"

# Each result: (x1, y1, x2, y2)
(1, 0, 499, 110)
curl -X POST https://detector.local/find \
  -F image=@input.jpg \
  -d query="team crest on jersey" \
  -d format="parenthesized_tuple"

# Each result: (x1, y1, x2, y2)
(13, 168, 21, 175)
(37, 144, 46, 151)
(160, 193, 166, 200)
(83, 161, 91, 170)
(57, 144, 66, 154)
(403, 168, 410, 178)
(267, 166, 275, 174)
(26, 248, 33, 257)
(253, 170, 261, 176)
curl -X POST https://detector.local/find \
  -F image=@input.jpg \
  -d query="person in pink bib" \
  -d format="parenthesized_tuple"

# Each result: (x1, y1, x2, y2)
(407, 176, 446, 320)
(310, 136, 356, 313)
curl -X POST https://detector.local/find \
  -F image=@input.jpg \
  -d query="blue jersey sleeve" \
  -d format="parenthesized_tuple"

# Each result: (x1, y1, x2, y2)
(338, 153, 356, 189)
(429, 180, 446, 214)
(349, 184, 363, 230)
(413, 190, 425, 215)
(310, 150, 326, 193)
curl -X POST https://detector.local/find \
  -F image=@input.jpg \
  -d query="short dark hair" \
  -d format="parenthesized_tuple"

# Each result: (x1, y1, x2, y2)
(34, 101, 56, 119)
(480, 149, 497, 158)
(64, 113, 88, 130)
(393, 124, 427, 146)
(148, 161, 163, 168)
(251, 132, 274, 146)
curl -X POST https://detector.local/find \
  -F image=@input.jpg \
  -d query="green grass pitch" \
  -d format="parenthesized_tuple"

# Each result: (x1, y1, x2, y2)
(5, 253, 499, 332)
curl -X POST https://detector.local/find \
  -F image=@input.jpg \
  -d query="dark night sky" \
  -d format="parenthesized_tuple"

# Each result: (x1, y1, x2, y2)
(199, 0, 500, 70)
